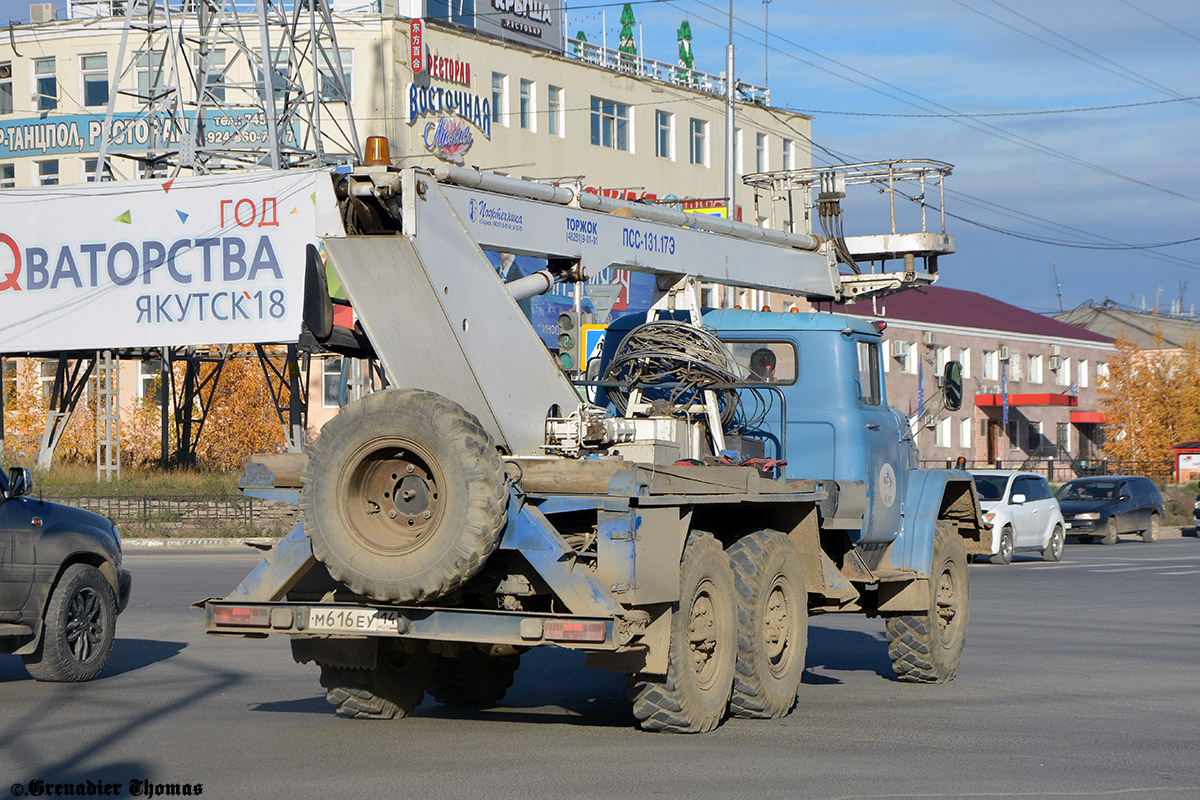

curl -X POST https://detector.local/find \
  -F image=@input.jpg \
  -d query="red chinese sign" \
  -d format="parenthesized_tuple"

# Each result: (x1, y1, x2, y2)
(410, 19, 424, 73)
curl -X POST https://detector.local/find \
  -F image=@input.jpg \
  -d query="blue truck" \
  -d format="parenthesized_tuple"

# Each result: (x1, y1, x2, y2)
(205, 159, 986, 733)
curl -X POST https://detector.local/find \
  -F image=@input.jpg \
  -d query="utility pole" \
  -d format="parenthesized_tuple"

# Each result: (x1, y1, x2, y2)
(724, 0, 735, 222)
(1051, 261, 1063, 312)
(763, 0, 771, 89)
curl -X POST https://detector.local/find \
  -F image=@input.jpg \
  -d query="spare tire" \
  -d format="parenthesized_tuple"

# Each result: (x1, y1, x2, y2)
(302, 388, 508, 603)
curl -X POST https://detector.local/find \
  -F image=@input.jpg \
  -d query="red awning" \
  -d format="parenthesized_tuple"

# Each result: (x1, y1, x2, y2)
(975, 393, 1078, 408)
(1070, 411, 1106, 424)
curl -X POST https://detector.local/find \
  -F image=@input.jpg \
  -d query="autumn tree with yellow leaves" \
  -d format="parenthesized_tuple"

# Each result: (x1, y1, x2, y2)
(1098, 332, 1200, 477)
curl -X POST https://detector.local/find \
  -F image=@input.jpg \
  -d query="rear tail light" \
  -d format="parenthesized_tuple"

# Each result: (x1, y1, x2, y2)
(543, 620, 607, 643)
(213, 606, 271, 628)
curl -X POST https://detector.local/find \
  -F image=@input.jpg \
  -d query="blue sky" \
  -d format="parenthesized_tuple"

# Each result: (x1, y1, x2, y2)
(3, 0, 1198, 316)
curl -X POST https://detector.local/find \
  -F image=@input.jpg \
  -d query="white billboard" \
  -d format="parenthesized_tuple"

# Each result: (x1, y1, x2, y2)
(0, 170, 317, 352)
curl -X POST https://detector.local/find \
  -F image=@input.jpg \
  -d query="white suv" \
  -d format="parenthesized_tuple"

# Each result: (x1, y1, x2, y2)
(970, 471, 1066, 564)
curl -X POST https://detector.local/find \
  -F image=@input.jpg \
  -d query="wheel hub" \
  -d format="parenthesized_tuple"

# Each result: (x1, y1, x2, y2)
(341, 440, 445, 555)
(764, 580, 793, 675)
(935, 568, 960, 646)
(66, 587, 103, 662)
(688, 580, 721, 688)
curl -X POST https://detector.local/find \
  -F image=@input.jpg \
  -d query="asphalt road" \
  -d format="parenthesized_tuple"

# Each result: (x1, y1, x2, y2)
(2, 537, 1199, 800)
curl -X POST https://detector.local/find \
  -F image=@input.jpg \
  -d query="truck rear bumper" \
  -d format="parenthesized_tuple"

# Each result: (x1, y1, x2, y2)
(204, 599, 626, 651)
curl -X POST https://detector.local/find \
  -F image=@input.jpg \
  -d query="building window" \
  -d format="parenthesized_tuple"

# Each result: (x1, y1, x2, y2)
(960, 417, 972, 448)
(935, 416, 951, 448)
(35, 58, 56, 111)
(323, 356, 345, 408)
(934, 345, 950, 375)
(1055, 356, 1071, 387)
(1096, 361, 1109, 387)
(1, 62, 14, 115)
(689, 118, 707, 165)
(81, 53, 108, 107)
(491, 72, 507, 125)
(1078, 359, 1089, 389)
(590, 97, 629, 151)
(1028, 420, 1044, 451)
(1056, 421, 1070, 452)
(136, 51, 164, 101)
(139, 360, 166, 406)
(1007, 420, 1019, 448)
(39, 360, 58, 400)
(518, 79, 533, 130)
(655, 110, 673, 159)
(982, 349, 998, 381)
(37, 160, 59, 186)
(547, 85, 562, 136)
(958, 347, 971, 379)
(898, 341, 917, 374)
(782, 138, 792, 171)
(82, 158, 97, 181)
(755, 132, 767, 173)
(319, 48, 353, 102)
(201, 49, 226, 103)
(0, 163, 13, 188)
(1028, 353, 1044, 384)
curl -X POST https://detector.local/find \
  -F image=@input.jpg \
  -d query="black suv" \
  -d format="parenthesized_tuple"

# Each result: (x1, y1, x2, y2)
(0, 466, 131, 680)
(1055, 475, 1165, 544)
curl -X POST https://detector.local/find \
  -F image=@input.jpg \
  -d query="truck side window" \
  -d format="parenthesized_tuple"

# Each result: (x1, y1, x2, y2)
(727, 341, 797, 384)
(856, 340, 880, 406)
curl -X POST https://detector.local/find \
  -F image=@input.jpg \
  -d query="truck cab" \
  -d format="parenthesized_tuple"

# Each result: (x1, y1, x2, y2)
(705, 309, 910, 545)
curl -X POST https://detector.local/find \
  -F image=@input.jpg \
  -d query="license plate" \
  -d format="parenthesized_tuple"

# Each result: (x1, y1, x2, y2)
(1064, 522, 1072, 529)
(307, 607, 404, 633)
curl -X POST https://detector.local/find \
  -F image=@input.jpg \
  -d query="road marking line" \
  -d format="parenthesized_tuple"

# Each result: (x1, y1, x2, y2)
(1156, 570, 1200, 576)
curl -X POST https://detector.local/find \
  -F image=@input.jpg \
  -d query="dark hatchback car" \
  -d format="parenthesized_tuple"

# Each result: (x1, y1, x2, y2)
(1055, 475, 1165, 544)
(0, 466, 131, 680)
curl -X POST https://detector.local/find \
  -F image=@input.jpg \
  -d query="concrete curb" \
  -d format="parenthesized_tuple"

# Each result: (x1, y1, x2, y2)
(124, 537, 278, 549)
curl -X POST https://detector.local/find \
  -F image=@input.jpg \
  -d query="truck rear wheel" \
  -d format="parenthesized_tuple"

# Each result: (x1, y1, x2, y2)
(302, 388, 508, 603)
(885, 522, 969, 683)
(629, 531, 736, 733)
(727, 530, 807, 719)
(429, 647, 521, 708)
(320, 641, 437, 720)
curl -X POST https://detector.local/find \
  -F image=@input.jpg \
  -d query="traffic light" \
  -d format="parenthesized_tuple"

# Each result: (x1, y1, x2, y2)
(556, 310, 595, 373)
(557, 311, 582, 372)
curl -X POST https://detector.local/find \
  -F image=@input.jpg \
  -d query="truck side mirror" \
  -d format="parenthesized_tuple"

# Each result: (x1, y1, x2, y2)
(6, 466, 31, 499)
(942, 361, 963, 412)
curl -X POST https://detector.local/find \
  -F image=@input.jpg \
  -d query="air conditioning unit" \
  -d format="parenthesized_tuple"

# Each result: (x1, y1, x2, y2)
(1049, 355, 1064, 371)
(29, 3, 56, 22)
(997, 345, 1010, 361)
(922, 331, 936, 347)
(890, 340, 908, 358)
(1050, 344, 1062, 356)
(924, 414, 937, 429)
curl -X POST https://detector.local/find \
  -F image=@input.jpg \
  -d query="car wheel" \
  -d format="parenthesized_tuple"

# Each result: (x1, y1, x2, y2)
(1042, 525, 1065, 562)
(1101, 517, 1119, 546)
(23, 564, 117, 682)
(992, 527, 1014, 565)
(1142, 514, 1160, 543)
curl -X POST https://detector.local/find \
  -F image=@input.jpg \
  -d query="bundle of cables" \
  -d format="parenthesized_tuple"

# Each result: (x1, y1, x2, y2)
(602, 321, 743, 425)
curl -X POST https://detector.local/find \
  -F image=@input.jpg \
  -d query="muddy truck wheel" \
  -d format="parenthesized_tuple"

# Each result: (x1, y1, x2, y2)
(885, 521, 969, 683)
(320, 641, 437, 720)
(429, 647, 521, 708)
(629, 531, 736, 733)
(302, 388, 508, 604)
(727, 530, 807, 720)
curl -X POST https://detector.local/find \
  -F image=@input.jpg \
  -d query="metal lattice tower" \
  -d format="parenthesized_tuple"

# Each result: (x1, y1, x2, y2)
(96, 351, 121, 481)
(94, 0, 361, 178)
